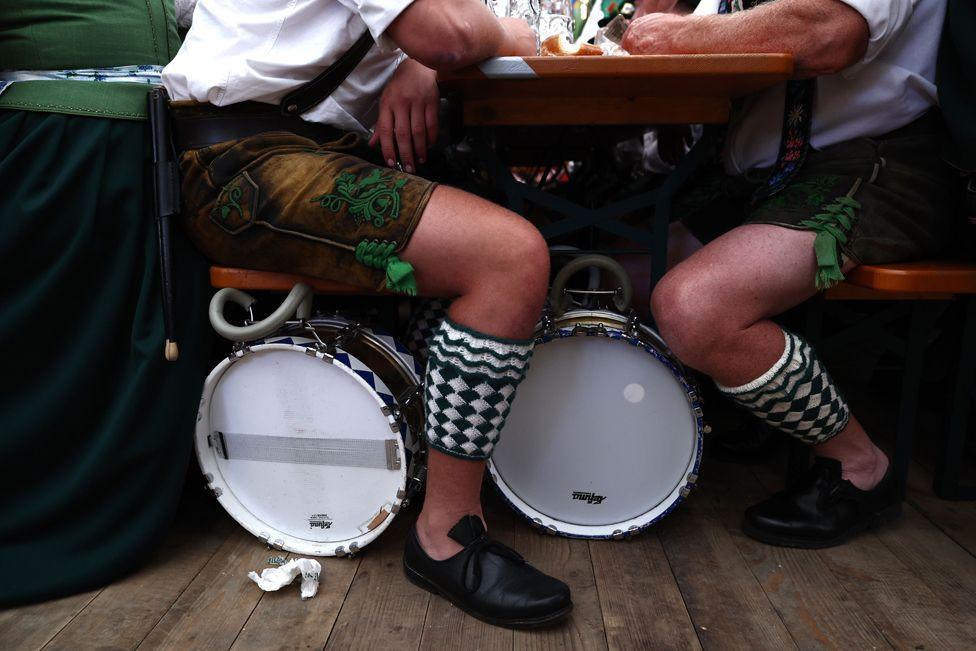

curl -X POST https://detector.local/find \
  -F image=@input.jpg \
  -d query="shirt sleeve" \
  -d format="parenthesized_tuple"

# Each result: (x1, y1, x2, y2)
(336, 0, 416, 52)
(834, 0, 915, 64)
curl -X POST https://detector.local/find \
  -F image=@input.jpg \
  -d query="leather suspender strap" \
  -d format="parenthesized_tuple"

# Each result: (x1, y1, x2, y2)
(280, 29, 375, 116)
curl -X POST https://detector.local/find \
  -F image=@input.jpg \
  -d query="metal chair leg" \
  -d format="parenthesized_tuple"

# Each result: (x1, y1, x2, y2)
(935, 295, 976, 499)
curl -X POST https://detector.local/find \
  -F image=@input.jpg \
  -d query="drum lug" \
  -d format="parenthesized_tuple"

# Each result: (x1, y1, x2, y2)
(272, 538, 285, 551)
(628, 525, 639, 536)
(545, 524, 558, 536)
(540, 308, 557, 337)
(259, 533, 271, 548)
(611, 529, 625, 540)
(348, 542, 360, 557)
(335, 546, 346, 557)
(625, 311, 641, 340)
(228, 342, 251, 360)
(687, 473, 699, 485)
(679, 486, 692, 498)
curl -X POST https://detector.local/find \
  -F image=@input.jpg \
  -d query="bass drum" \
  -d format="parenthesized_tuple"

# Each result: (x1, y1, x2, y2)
(488, 269, 703, 539)
(196, 313, 424, 557)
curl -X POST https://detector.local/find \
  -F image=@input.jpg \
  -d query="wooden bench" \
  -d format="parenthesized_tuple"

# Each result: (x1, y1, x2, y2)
(821, 261, 976, 499)
(210, 266, 390, 295)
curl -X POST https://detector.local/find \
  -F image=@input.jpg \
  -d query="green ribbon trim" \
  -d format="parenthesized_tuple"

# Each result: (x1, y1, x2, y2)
(355, 240, 417, 296)
(798, 195, 860, 290)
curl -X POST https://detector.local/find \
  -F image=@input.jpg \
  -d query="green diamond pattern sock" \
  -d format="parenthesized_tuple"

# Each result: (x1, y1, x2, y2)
(716, 330, 850, 445)
(424, 319, 533, 460)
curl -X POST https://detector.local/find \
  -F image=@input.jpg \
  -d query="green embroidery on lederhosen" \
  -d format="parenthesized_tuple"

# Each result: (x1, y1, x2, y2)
(310, 169, 408, 228)
(215, 186, 244, 222)
(752, 174, 840, 217)
(210, 172, 259, 234)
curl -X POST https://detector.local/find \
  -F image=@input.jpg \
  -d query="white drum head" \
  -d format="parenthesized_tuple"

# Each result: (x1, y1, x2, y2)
(196, 343, 407, 556)
(489, 317, 701, 538)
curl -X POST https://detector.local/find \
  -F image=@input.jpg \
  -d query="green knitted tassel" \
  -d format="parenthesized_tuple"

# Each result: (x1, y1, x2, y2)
(799, 195, 860, 291)
(384, 256, 417, 295)
(355, 239, 418, 295)
(812, 230, 846, 290)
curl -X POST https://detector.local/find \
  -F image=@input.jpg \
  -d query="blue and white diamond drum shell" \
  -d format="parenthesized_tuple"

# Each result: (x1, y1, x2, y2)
(196, 317, 423, 556)
(488, 310, 703, 539)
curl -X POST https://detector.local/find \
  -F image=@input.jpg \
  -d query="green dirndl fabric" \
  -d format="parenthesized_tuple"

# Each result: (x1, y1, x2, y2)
(0, 109, 212, 605)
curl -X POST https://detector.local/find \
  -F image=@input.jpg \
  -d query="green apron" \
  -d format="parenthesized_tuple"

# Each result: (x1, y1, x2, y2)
(0, 1, 213, 605)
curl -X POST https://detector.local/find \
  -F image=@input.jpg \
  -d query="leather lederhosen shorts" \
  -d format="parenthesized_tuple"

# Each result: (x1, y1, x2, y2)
(677, 112, 957, 273)
(178, 123, 437, 293)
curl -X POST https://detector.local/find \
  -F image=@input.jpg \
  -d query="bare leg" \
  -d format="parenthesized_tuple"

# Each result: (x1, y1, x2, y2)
(652, 223, 887, 489)
(400, 185, 549, 559)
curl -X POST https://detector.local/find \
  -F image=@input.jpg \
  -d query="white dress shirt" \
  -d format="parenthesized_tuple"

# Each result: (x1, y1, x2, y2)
(162, 0, 414, 133)
(693, 0, 946, 174)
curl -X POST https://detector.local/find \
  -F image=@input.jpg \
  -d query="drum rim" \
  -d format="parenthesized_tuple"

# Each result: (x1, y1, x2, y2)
(196, 342, 407, 556)
(487, 309, 704, 540)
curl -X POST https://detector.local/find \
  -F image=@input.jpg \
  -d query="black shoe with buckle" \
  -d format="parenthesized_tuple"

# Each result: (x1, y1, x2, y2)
(403, 515, 572, 628)
(743, 456, 902, 549)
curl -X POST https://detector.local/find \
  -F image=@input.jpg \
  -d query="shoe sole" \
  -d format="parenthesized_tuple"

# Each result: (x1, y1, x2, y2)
(742, 502, 903, 549)
(403, 561, 573, 629)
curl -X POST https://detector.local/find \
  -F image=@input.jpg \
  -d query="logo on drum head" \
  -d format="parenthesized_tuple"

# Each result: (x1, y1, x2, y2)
(308, 513, 333, 529)
(572, 491, 606, 505)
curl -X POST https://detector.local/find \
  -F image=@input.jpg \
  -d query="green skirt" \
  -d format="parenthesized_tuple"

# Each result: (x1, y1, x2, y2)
(0, 110, 212, 605)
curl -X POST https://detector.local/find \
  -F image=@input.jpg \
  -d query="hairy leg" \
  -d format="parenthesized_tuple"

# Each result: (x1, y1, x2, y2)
(401, 185, 549, 558)
(652, 223, 887, 489)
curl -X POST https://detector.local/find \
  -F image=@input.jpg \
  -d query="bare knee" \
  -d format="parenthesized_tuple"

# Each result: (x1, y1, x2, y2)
(489, 217, 550, 299)
(651, 269, 725, 368)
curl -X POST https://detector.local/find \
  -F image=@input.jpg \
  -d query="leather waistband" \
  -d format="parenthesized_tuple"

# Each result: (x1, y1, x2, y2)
(170, 101, 346, 151)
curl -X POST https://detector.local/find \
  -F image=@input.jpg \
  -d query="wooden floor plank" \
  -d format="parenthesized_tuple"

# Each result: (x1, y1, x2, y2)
(45, 512, 235, 651)
(0, 590, 100, 651)
(750, 455, 973, 649)
(136, 528, 278, 651)
(658, 480, 797, 651)
(704, 462, 891, 651)
(325, 514, 430, 650)
(874, 504, 976, 645)
(513, 528, 607, 650)
(590, 532, 701, 651)
(905, 463, 976, 557)
(418, 493, 515, 651)
(230, 553, 360, 651)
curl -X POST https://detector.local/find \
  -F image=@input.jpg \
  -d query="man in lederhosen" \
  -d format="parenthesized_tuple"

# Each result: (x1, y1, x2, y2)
(163, 0, 572, 628)
(623, 0, 953, 547)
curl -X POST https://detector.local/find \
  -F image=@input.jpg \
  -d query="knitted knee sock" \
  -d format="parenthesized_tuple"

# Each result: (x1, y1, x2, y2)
(424, 318, 533, 460)
(716, 330, 850, 445)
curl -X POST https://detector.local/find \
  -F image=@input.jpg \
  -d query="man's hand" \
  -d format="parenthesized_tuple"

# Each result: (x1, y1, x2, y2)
(496, 17, 539, 56)
(621, 13, 685, 55)
(369, 59, 439, 173)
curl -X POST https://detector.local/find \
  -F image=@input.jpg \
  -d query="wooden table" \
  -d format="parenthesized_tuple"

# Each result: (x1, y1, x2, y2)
(439, 54, 793, 125)
(438, 53, 794, 285)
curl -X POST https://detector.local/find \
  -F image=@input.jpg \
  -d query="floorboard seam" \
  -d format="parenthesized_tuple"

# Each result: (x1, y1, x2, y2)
(584, 540, 611, 650)
(707, 470, 800, 650)
(321, 556, 364, 650)
(129, 525, 236, 651)
(37, 590, 103, 651)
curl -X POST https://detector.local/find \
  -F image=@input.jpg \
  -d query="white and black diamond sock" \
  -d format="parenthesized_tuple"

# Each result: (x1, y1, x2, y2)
(716, 330, 850, 445)
(424, 319, 533, 460)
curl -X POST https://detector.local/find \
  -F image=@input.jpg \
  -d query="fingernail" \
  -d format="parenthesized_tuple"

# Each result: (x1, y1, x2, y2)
(387, 159, 395, 167)
(405, 165, 414, 173)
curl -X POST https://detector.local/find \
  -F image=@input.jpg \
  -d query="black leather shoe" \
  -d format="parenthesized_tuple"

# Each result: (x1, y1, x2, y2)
(403, 515, 572, 628)
(743, 457, 901, 549)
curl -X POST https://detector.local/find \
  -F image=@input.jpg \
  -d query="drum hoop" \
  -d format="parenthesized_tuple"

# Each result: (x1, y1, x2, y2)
(488, 309, 704, 540)
(196, 342, 407, 556)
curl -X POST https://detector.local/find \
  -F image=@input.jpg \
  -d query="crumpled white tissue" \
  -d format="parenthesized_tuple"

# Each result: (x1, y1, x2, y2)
(248, 558, 321, 600)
